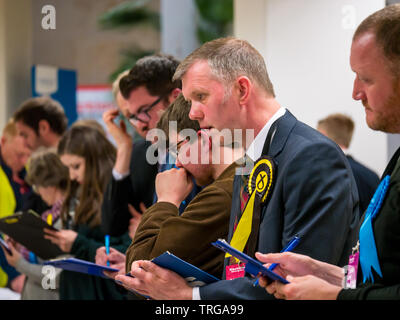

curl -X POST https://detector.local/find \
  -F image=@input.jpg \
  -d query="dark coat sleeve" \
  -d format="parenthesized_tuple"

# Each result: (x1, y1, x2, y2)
(338, 284, 400, 300)
(338, 167, 400, 300)
(125, 183, 233, 278)
(200, 141, 359, 299)
(101, 140, 157, 236)
(71, 225, 132, 263)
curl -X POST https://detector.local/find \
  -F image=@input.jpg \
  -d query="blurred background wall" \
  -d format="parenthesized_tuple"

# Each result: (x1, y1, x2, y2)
(1, 0, 399, 175)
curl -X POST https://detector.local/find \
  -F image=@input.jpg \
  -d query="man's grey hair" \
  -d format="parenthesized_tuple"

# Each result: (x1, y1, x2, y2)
(173, 37, 275, 97)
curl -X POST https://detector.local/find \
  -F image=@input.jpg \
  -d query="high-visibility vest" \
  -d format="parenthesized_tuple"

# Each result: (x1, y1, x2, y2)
(0, 165, 16, 219)
(0, 267, 7, 288)
(0, 166, 16, 287)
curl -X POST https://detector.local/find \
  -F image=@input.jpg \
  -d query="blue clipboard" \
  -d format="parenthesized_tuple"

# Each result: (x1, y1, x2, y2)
(44, 257, 119, 279)
(152, 251, 219, 287)
(211, 239, 289, 284)
(121, 252, 219, 299)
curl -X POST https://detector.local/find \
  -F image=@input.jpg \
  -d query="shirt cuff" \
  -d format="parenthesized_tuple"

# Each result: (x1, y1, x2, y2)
(192, 287, 201, 300)
(112, 168, 130, 181)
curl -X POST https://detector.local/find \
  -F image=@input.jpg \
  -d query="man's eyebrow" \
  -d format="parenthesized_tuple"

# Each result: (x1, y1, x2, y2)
(192, 90, 207, 96)
(128, 103, 149, 117)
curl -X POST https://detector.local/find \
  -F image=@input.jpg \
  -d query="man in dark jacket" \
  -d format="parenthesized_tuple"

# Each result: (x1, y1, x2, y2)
(317, 113, 380, 214)
(256, 4, 400, 300)
(115, 37, 359, 300)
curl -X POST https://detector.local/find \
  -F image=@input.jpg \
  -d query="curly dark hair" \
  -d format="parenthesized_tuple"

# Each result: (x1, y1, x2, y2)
(13, 97, 68, 136)
(119, 53, 181, 102)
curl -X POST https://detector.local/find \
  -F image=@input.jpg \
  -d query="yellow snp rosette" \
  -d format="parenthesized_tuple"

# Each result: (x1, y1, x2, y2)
(227, 156, 276, 260)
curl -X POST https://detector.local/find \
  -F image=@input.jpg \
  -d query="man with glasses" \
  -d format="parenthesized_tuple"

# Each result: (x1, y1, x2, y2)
(101, 54, 195, 238)
(115, 37, 359, 300)
(123, 94, 244, 280)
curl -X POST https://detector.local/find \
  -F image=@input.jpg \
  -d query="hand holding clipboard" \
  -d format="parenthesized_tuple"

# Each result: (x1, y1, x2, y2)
(211, 239, 291, 284)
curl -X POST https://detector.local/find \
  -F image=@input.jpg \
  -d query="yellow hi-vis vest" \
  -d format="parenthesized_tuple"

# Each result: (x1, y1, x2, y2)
(0, 165, 16, 218)
(0, 166, 17, 287)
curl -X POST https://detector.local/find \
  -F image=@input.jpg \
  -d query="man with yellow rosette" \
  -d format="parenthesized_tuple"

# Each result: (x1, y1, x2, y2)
(115, 37, 360, 300)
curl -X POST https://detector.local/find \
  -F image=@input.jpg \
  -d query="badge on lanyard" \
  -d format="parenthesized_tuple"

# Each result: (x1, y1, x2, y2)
(226, 263, 246, 280)
(344, 241, 359, 289)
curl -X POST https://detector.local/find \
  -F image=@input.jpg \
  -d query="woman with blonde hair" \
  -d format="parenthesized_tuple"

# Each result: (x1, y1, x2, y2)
(3, 148, 68, 299)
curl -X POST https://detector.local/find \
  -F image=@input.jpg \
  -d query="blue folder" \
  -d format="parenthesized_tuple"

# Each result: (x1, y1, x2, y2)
(152, 251, 219, 287)
(44, 257, 119, 279)
(212, 239, 289, 284)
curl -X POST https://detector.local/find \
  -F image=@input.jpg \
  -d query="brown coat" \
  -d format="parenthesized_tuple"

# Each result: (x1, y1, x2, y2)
(125, 163, 237, 279)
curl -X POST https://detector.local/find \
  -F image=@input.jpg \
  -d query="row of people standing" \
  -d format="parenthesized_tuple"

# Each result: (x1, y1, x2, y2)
(1, 99, 131, 299)
(2, 2, 397, 299)
(0, 54, 206, 300)
(114, 3, 400, 300)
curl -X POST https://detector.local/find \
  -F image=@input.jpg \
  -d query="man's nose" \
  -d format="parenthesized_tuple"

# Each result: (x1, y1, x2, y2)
(352, 78, 365, 101)
(189, 102, 204, 121)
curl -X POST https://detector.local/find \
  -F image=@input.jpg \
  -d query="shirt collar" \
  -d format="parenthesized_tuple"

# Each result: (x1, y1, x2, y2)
(246, 107, 286, 161)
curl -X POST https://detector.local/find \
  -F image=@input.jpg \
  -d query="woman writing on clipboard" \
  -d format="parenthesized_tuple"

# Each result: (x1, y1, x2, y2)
(43, 125, 131, 300)
(2, 148, 68, 299)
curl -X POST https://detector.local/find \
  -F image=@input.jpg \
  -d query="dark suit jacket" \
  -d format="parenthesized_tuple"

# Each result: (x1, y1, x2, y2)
(199, 110, 360, 299)
(346, 155, 380, 214)
(338, 147, 400, 300)
(101, 139, 158, 236)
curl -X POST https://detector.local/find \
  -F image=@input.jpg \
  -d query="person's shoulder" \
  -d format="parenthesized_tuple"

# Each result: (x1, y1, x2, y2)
(347, 156, 380, 181)
(288, 122, 341, 156)
(212, 162, 238, 189)
(197, 164, 238, 200)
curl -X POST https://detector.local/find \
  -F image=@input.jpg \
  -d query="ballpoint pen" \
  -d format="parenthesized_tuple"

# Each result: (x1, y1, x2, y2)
(253, 235, 300, 286)
(105, 234, 110, 266)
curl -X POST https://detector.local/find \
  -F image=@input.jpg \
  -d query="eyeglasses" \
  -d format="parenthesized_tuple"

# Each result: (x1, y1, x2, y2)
(167, 137, 190, 158)
(128, 96, 164, 125)
(32, 184, 40, 193)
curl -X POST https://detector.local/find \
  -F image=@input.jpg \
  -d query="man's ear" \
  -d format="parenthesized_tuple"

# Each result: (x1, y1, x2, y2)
(167, 88, 182, 105)
(236, 76, 251, 105)
(38, 119, 50, 136)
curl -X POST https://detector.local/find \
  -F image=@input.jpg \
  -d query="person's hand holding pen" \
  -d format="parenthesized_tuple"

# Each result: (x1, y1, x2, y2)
(95, 246, 126, 279)
(105, 235, 110, 266)
(253, 236, 300, 287)
(255, 247, 344, 299)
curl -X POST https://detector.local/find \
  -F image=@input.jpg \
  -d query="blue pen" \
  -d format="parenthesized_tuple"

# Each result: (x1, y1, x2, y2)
(253, 235, 300, 286)
(105, 235, 110, 267)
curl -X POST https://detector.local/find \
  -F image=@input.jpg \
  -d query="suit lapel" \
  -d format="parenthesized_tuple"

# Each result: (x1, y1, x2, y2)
(267, 110, 297, 158)
(382, 146, 400, 178)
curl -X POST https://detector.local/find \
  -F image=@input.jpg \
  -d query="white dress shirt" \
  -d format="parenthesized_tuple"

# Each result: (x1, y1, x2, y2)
(192, 107, 286, 300)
